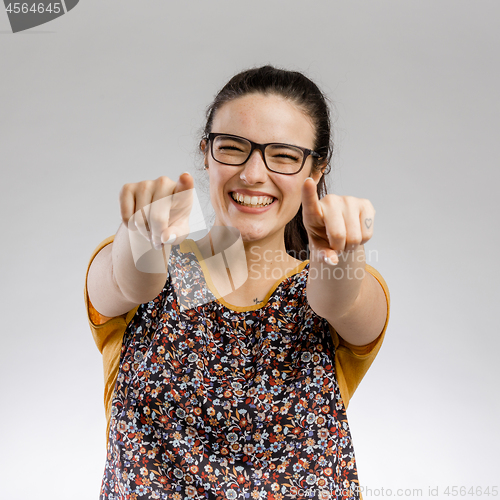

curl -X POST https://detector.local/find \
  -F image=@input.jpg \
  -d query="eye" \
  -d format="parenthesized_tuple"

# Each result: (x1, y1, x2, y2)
(215, 137, 249, 153)
(219, 144, 244, 152)
(274, 153, 300, 161)
(268, 145, 302, 163)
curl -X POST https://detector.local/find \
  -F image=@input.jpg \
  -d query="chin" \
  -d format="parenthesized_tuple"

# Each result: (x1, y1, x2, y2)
(233, 223, 269, 243)
(216, 209, 280, 243)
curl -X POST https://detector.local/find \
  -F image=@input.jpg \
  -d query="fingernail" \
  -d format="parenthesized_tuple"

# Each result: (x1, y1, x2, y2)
(162, 233, 176, 245)
(153, 241, 162, 250)
(324, 256, 338, 266)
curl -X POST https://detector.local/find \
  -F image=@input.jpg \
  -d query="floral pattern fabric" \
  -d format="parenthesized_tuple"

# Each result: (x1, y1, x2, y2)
(100, 244, 360, 500)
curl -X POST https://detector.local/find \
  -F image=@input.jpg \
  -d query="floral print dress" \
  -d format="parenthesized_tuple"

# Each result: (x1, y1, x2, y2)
(100, 242, 361, 500)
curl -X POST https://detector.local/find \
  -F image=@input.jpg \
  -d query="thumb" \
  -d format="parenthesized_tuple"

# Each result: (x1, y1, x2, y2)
(164, 172, 194, 245)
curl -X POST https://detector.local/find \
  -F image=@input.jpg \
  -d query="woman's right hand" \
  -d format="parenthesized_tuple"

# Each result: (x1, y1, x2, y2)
(119, 172, 194, 251)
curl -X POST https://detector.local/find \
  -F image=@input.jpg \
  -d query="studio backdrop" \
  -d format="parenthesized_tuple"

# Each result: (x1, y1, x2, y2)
(1, 1, 498, 499)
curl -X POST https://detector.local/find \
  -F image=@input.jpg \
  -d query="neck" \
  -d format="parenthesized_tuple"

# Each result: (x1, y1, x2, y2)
(242, 229, 297, 268)
(197, 226, 302, 280)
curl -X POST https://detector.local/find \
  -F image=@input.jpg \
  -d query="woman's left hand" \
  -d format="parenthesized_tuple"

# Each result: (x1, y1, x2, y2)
(301, 177, 376, 264)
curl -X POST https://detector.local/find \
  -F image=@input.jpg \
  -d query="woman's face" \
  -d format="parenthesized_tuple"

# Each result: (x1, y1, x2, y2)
(203, 93, 323, 246)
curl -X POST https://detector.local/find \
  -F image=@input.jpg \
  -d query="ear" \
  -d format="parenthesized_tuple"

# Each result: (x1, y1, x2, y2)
(200, 139, 209, 169)
(310, 162, 328, 183)
(320, 161, 331, 175)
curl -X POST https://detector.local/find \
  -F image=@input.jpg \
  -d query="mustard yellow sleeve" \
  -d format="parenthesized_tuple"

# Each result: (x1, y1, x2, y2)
(331, 264, 390, 408)
(84, 234, 140, 444)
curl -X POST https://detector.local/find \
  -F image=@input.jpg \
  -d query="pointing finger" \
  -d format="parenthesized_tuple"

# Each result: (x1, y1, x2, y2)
(301, 177, 323, 218)
(174, 172, 194, 194)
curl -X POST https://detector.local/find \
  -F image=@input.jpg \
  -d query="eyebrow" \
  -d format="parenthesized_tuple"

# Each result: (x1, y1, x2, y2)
(219, 135, 249, 143)
(220, 134, 304, 147)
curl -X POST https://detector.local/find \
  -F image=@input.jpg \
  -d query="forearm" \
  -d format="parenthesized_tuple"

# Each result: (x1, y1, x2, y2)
(306, 245, 387, 346)
(112, 222, 170, 305)
(306, 246, 366, 320)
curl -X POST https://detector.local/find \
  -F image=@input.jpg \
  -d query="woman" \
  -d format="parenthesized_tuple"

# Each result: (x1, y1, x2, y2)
(85, 66, 390, 500)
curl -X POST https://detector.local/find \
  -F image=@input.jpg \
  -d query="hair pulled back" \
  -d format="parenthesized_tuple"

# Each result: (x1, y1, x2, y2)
(203, 65, 333, 259)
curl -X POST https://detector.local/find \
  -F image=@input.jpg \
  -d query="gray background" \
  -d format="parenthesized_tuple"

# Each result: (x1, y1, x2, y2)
(1, 1, 499, 498)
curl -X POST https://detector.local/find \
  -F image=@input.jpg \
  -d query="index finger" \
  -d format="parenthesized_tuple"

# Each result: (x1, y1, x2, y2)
(173, 172, 195, 194)
(161, 173, 196, 246)
(301, 177, 323, 218)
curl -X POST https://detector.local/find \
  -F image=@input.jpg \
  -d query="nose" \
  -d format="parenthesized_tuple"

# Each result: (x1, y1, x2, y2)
(239, 149, 269, 185)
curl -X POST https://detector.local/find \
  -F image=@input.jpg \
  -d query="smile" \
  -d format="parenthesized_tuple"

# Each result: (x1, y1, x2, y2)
(230, 192, 275, 208)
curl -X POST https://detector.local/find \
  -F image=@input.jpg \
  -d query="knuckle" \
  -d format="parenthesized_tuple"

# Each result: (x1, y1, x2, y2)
(134, 181, 153, 201)
(151, 214, 170, 228)
(328, 194, 341, 204)
(330, 230, 346, 241)
(348, 234, 363, 246)
(156, 175, 172, 187)
(136, 180, 153, 194)
(119, 183, 132, 197)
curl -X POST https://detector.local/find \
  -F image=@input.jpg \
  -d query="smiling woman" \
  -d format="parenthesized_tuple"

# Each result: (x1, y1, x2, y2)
(85, 65, 390, 500)
(201, 92, 321, 252)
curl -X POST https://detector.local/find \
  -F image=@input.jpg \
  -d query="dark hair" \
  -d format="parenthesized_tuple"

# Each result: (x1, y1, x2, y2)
(202, 65, 333, 259)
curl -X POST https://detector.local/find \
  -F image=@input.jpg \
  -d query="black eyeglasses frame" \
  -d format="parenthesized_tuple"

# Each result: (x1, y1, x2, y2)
(205, 132, 322, 175)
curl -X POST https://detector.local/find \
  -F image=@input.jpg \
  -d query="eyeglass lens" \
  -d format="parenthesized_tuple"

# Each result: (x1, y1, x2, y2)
(212, 135, 304, 174)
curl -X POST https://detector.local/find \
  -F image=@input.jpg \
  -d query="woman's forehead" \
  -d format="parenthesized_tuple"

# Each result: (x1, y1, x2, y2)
(212, 93, 316, 146)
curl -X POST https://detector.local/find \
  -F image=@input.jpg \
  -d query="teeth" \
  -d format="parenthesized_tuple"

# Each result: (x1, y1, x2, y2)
(232, 193, 274, 207)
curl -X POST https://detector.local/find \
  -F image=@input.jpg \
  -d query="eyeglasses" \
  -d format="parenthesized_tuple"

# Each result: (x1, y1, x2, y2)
(206, 133, 321, 175)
